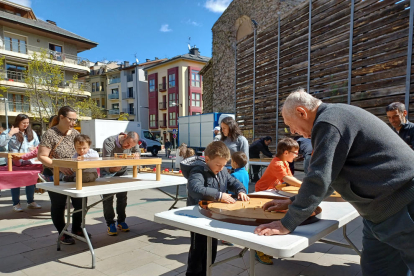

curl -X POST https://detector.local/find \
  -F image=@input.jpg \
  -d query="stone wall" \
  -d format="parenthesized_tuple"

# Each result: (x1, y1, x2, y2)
(208, 0, 306, 113)
(200, 60, 213, 113)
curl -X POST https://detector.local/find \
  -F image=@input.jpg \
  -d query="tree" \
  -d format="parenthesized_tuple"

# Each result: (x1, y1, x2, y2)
(24, 49, 105, 125)
(118, 113, 129, 121)
(0, 57, 8, 98)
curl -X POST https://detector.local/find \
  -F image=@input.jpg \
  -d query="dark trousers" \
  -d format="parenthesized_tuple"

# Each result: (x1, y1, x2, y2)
(252, 165, 260, 180)
(48, 191, 83, 233)
(186, 232, 218, 276)
(361, 201, 414, 276)
(103, 192, 128, 226)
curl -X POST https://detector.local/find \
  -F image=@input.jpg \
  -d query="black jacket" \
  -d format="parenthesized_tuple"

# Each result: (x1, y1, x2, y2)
(181, 156, 247, 206)
(249, 138, 273, 158)
(393, 121, 414, 149)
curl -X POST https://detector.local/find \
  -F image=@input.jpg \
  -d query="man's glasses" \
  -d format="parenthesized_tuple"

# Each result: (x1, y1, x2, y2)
(64, 116, 78, 123)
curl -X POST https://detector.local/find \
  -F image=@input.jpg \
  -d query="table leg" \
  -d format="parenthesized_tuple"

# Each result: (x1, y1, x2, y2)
(7, 156, 12, 171)
(76, 169, 82, 190)
(82, 197, 96, 268)
(133, 165, 138, 178)
(206, 236, 212, 276)
(250, 249, 256, 276)
(53, 167, 60, 186)
(156, 164, 161, 181)
(57, 196, 71, 251)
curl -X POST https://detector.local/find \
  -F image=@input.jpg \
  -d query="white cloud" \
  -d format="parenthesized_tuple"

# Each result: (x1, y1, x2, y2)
(8, 0, 31, 7)
(204, 0, 231, 13)
(160, 24, 172, 32)
(186, 19, 201, 27)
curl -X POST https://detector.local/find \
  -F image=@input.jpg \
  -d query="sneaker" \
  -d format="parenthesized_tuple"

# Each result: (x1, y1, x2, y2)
(27, 202, 42, 209)
(117, 222, 130, 232)
(12, 203, 23, 212)
(255, 251, 273, 265)
(107, 223, 118, 236)
(72, 229, 92, 238)
(60, 234, 75, 245)
(38, 173, 47, 183)
(221, 240, 234, 246)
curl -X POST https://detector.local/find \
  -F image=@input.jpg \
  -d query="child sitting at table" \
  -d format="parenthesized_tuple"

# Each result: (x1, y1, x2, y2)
(230, 151, 249, 193)
(254, 137, 302, 265)
(181, 141, 249, 276)
(63, 134, 99, 183)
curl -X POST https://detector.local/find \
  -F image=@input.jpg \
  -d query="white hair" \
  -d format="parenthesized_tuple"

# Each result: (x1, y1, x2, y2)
(282, 88, 322, 116)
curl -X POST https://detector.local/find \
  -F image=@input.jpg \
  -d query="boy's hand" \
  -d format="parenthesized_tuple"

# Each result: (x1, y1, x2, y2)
(238, 192, 250, 201)
(77, 156, 84, 160)
(220, 193, 236, 204)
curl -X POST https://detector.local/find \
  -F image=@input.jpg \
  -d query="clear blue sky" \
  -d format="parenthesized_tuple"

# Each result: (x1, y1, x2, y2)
(12, 0, 232, 63)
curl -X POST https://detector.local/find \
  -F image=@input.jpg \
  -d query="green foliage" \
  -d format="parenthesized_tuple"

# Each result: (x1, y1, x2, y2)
(118, 113, 129, 121)
(24, 49, 105, 123)
(0, 57, 8, 97)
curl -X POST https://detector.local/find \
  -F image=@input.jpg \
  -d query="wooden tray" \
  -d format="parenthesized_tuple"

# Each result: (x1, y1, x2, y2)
(275, 184, 344, 202)
(139, 167, 183, 177)
(198, 195, 322, 226)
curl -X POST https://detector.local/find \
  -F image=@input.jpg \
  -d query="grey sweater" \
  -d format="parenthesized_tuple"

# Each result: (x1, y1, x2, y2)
(281, 103, 414, 232)
(101, 134, 140, 175)
(222, 135, 249, 169)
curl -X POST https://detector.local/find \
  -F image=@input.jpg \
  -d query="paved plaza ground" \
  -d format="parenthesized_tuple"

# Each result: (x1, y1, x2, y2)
(0, 153, 363, 276)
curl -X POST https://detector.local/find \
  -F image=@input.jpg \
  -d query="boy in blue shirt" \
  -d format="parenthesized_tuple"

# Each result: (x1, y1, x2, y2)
(230, 151, 249, 193)
(181, 141, 249, 276)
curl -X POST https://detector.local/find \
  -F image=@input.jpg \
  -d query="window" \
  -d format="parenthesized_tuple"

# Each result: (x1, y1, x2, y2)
(92, 83, 96, 92)
(6, 64, 26, 81)
(128, 87, 133, 98)
(192, 112, 201, 115)
(101, 82, 104, 91)
(168, 74, 175, 88)
(112, 88, 118, 94)
(191, 70, 200, 87)
(149, 79, 155, 92)
(4, 34, 26, 54)
(129, 103, 134, 114)
(112, 103, 119, 109)
(96, 100, 100, 107)
(169, 93, 176, 107)
(143, 131, 154, 140)
(96, 82, 99, 91)
(191, 93, 200, 107)
(150, 114, 156, 128)
(102, 98, 105, 108)
(169, 112, 176, 126)
(49, 43, 63, 61)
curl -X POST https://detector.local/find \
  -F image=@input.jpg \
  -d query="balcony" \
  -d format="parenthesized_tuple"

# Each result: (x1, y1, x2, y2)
(123, 108, 135, 115)
(159, 102, 167, 110)
(127, 75, 133, 82)
(122, 92, 134, 99)
(108, 109, 120, 115)
(0, 43, 90, 67)
(0, 101, 30, 113)
(159, 83, 166, 92)
(108, 78, 121, 84)
(108, 93, 119, 100)
(4, 70, 25, 83)
(159, 120, 167, 128)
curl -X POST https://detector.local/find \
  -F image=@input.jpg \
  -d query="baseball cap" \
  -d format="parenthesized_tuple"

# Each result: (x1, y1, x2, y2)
(212, 126, 220, 131)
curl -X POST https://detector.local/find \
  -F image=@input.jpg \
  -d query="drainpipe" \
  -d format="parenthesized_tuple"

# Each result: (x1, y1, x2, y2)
(252, 19, 258, 141)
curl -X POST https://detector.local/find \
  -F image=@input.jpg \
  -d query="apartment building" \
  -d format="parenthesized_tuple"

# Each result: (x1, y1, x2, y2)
(0, 0, 97, 132)
(145, 47, 210, 145)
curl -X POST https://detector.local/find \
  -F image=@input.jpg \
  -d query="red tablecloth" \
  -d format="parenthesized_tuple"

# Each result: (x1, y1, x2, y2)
(0, 164, 43, 189)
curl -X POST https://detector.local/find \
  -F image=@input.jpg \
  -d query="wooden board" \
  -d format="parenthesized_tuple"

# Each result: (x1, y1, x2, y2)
(198, 195, 322, 226)
(0, 152, 26, 171)
(276, 184, 345, 202)
(139, 167, 183, 177)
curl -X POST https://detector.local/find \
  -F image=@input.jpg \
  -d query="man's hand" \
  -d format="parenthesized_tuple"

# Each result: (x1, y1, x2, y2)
(8, 126, 19, 137)
(109, 166, 122, 173)
(59, 167, 73, 175)
(254, 221, 290, 236)
(220, 193, 236, 204)
(262, 198, 292, 212)
(238, 192, 250, 201)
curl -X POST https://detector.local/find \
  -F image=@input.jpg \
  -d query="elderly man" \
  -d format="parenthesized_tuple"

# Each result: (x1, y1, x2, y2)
(255, 89, 414, 276)
(101, 131, 140, 236)
(386, 102, 414, 148)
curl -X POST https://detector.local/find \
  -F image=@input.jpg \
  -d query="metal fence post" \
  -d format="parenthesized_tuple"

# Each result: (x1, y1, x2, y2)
(276, 13, 281, 145)
(347, 0, 355, 105)
(307, 0, 312, 93)
(405, 0, 414, 117)
(234, 42, 237, 114)
(252, 20, 258, 141)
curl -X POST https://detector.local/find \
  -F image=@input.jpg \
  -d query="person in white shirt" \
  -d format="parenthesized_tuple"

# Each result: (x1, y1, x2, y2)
(63, 134, 99, 182)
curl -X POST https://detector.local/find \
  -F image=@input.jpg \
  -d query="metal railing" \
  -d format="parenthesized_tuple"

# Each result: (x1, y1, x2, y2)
(123, 108, 135, 115)
(159, 83, 166, 91)
(4, 70, 25, 83)
(108, 78, 121, 84)
(127, 75, 133, 82)
(159, 102, 167, 109)
(108, 109, 120, 115)
(108, 93, 119, 99)
(159, 120, 167, 128)
(0, 101, 30, 113)
(1, 42, 90, 67)
(122, 92, 134, 99)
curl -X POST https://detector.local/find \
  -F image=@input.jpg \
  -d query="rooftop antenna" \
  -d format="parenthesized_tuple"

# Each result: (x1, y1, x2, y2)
(134, 53, 139, 64)
(188, 37, 191, 51)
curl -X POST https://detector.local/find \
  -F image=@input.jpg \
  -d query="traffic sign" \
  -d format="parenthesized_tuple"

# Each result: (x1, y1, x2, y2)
(173, 134, 177, 139)
(172, 129, 177, 134)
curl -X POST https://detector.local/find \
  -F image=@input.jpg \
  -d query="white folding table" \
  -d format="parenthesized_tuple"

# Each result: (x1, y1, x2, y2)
(154, 199, 360, 276)
(37, 174, 187, 268)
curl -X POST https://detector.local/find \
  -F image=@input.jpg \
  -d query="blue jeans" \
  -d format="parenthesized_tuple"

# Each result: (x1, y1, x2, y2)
(11, 185, 35, 206)
(361, 201, 414, 276)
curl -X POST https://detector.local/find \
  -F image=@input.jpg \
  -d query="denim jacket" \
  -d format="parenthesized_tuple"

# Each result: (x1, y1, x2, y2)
(0, 129, 39, 163)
